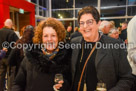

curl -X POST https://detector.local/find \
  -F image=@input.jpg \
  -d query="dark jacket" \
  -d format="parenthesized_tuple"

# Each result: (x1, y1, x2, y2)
(12, 48, 72, 91)
(119, 29, 127, 41)
(70, 31, 82, 40)
(8, 48, 24, 76)
(0, 27, 18, 58)
(71, 35, 134, 91)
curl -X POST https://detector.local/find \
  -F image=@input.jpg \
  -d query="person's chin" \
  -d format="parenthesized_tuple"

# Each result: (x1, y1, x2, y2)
(83, 34, 91, 38)
(47, 47, 55, 51)
(83, 36, 91, 40)
(47, 49, 54, 52)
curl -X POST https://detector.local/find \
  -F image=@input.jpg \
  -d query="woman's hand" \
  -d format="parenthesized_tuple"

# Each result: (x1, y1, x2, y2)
(53, 80, 64, 91)
(3, 48, 8, 52)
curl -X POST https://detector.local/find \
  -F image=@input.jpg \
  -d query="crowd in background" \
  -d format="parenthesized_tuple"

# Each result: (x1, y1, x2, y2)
(0, 5, 136, 91)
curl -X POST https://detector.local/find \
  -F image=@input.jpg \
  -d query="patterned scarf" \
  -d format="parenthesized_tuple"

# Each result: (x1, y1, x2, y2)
(42, 48, 59, 59)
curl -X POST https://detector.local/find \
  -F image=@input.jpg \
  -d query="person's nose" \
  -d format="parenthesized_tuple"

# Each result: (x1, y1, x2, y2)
(47, 36, 52, 41)
(83, 22, 87, 28)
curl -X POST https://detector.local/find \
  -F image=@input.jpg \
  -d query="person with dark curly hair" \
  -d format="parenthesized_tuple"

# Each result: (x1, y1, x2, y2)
(7, 25, 34, 90)
(11, 18, 71, 91)
(71, 6, 134, 91)
(8, 25, 34, 76)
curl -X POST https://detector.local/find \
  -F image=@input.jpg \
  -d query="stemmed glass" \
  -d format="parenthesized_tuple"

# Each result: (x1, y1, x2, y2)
(54, 73, 63, 84)
(54, 74, 63, 91)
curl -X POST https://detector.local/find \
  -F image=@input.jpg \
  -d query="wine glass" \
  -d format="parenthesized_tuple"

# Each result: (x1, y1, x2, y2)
(54, 74, 63, 84)
(96, 82, 107, 91)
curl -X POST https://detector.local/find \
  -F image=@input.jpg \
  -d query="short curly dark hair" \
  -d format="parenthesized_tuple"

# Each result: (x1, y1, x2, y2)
(33, 18, 66, 44)
(78, 6, 100, 24)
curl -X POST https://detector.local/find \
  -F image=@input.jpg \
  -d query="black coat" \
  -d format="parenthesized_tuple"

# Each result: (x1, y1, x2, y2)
(0, 50, 6, 60)
(0, 27, 18, 58)
(70, 31, 82, 40)
(8, 48, 24, 76)
(119, 29, 127, 41)
(12, 48, 72, 91)
(71, 35, 134, 91)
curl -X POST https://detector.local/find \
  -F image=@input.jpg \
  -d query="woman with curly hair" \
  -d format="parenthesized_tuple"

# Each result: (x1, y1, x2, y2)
(11, 18, 72, 91)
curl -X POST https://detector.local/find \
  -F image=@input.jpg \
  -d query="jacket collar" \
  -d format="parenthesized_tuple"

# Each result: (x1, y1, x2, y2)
(24, 48, 67, 73)
(71, 33, 107, 78)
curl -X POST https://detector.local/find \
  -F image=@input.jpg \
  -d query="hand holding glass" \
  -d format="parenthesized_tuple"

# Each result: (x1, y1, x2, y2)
(54, 74, 63, 91)
(96, 82, 107, 91)
(54, 74, 63, 84)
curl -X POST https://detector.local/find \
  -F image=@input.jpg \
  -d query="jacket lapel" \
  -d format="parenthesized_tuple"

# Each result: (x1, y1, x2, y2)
(71, 48, 80, 77)
(71, 37, 82, 79)
(95, 48, 107, 68)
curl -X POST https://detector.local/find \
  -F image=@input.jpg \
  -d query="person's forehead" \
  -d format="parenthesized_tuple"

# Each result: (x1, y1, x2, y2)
(113, 31, 118, 34)
(80, 14, 94, 19)
(122, 23, 127, 25)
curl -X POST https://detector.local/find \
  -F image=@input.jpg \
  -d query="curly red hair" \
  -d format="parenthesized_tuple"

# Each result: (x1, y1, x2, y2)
(33, 18, 66, 44)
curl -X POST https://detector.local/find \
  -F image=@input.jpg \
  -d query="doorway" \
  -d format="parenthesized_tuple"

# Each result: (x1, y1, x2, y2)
(10, 7, 30, 32)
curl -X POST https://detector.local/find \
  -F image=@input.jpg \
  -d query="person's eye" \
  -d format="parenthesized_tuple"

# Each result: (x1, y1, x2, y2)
(87, 20, 93, 24)
(44, 35, 48, 37)
(52, 35, 56, 37)
(80, 22, 84, 25)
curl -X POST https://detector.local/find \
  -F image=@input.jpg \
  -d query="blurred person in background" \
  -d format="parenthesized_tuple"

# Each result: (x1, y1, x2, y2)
(0, 19, 18, 91)
(119, 21, 128, 44)
(99, 20, 113, 35)
(0, 48, 8, 61)
(65, 26, 72, 42)
(19, 26, 26, 38)
(118, 26, 122, 34)
(70, 27, 82, 39)
(12, 25, 20, 39)
(108, 27, 119, 39)
(127, 15, 136, 91)
(110, 21, 115, 28)
(8, 25, 34, 76)
(12, 18, 71, 91)
(7, 25, 34, 90)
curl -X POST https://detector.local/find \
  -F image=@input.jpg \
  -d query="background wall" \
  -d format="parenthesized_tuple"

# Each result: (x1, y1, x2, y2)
(0, 0, 35, 28)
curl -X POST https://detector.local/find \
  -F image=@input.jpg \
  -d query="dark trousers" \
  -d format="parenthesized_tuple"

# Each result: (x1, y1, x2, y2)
(0, 58, 8, 91)
(131, 74, 136, 91)
(0, 58, 15, 91)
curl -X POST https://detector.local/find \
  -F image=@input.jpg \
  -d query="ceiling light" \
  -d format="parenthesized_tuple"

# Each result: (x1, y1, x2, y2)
(58, 14, 61, 16)
(60, 16, 63, 19)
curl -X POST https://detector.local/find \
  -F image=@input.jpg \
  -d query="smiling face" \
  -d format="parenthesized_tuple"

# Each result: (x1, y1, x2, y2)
(110, 31, 119, 39)
(79, 14, 100, 42)
(42, 27, 58, 53)
(121, 23, 127, 30)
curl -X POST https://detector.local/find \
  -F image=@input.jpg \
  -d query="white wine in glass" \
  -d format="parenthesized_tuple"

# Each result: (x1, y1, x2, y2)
(54, 74, 63, 84)
(96, 82, 107, 91)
